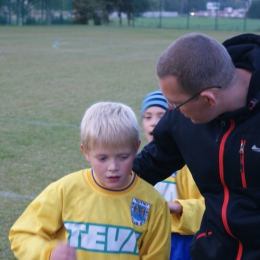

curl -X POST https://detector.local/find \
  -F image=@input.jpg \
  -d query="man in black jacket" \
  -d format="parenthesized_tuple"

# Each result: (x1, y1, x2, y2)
(133, 33, 260, 260)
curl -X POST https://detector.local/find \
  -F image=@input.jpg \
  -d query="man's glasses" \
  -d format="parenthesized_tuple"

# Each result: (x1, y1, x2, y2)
(166, 86, 222, 110)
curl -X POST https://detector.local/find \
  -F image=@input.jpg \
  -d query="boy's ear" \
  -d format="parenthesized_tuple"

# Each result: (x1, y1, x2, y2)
(200, 90, 217, 107)
(81, 144, 90, 161)
(80, 144, 85, 154)
(136, 140, 141, 153)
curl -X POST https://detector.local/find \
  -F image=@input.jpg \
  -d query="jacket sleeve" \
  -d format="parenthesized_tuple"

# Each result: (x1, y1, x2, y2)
(172, 166, 205, 235)
(133, 110, 185, 185)
(9, 185, 63, 260)
(139, 200, 171, 260)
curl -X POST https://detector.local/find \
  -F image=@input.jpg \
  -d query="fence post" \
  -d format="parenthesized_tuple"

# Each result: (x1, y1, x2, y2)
(132, 0, 135, 27)
(243, 1, 248, 32)
(159, 0, 162, 28)
(8, 0, 12, 25)
(186, 0, 190, 29)
(243, 12, 247, 31)
(215, 10, 218, 30)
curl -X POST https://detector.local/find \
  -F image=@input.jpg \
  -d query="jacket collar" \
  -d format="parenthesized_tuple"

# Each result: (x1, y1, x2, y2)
(218, 34, 260, 122)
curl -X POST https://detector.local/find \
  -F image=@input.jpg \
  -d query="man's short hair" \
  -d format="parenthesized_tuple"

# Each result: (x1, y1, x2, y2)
(157, 33, 237, 95)
(80, 102, 139, 152)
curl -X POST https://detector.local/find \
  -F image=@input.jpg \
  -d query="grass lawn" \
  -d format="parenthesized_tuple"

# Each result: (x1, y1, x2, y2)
(111, 16, 260, 32)
(0, 25, 253, 259)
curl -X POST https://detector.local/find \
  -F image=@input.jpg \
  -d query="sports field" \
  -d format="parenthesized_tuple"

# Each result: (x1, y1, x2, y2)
(0, 25, 252, 259)
(120, 16, 260, 32)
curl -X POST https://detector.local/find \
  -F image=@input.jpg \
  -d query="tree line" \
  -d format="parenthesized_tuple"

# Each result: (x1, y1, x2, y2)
(0, 0, 259, 26)
(73, 0, 150, 25)
(73, 0, 260, 25)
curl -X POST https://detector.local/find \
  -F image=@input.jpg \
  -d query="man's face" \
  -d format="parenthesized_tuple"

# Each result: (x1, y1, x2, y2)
(158, 76, 214, 124)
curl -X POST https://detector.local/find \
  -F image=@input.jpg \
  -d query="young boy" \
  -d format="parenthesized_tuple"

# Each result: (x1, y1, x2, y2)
(141, 91, 205, 260)
(9, 102, 171, 260)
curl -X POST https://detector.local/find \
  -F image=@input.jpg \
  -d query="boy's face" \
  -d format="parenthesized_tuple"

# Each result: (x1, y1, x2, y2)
(81, 142, 140, 188)
(142, 106, 166, 142)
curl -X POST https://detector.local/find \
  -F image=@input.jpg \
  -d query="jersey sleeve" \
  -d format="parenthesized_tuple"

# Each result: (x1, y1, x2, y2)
(9, 184, 63, 260)
(172, 165, 205, 235)
(139, 199, 171, 260)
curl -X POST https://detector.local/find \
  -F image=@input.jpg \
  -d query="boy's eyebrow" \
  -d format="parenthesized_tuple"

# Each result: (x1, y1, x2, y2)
(93, 152, 107, 156)
(144, 111, 165, 114)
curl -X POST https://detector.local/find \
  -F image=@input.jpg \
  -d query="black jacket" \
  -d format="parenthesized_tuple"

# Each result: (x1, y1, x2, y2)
(133, 34, 260, 260)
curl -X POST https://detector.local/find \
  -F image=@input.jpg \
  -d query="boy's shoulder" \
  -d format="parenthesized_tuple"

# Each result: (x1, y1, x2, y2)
(135, 175, 166, 202)
(45, 168, 89, 192)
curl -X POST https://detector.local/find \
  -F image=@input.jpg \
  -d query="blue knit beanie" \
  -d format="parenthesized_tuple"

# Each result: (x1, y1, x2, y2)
(141, 90, 168, 119)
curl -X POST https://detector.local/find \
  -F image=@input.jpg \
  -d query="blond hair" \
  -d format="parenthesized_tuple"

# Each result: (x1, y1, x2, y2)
(80, 102, 139, 152)
(157, 33, 237, 95)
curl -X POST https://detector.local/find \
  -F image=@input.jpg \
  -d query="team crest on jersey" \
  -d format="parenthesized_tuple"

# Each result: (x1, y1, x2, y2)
(171, 171, 177, 178)
(131, 197, 151, 226)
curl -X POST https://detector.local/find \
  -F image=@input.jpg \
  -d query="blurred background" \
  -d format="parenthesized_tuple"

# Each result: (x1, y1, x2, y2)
(0, 0, 260, 31)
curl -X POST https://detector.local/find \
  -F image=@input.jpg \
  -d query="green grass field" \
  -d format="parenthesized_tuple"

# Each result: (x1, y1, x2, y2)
(0, 25, 256, 259)
(112, 16, 260, 32)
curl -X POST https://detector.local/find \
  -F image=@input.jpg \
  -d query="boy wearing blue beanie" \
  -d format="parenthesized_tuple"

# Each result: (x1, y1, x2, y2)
(141, 90, 205, 260)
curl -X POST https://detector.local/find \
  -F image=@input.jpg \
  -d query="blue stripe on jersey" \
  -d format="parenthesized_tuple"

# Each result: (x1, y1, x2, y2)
(91, 169, 136, 192)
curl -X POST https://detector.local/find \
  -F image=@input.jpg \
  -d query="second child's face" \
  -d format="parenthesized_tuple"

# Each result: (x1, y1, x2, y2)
(142, 106, 166, 142)
(82, 143, 140, 189)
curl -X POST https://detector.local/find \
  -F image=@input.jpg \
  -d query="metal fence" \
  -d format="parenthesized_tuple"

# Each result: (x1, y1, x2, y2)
(0, 0, 72, 25)
(129, 0, 260, 32)
(1, 0, 260, 32)
(129, 15, 260, 32)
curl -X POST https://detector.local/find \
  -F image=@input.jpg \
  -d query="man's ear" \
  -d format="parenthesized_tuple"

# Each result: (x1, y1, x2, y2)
(200, 90, 217, 107)
(81, 144, 90, 161)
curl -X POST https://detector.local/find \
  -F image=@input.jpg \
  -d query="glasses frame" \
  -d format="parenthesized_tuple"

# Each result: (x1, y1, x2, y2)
(167, 86, 222, 110)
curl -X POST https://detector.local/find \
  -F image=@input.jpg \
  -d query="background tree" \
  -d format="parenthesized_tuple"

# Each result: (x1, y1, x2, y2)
(164, 0, 207, 14)
(220, 0, 246, 9)
(16, 0, 22, 25)
(190, 0, 208, 12)
(73, 0, 115, 25)
(73, 0, 96, 24)
(131, 0, 149, 23)
(164, 0, 246, 13)
(101, 0, 114, 24)
(121, 0, 132, 26)
(247, 0, 260, 18)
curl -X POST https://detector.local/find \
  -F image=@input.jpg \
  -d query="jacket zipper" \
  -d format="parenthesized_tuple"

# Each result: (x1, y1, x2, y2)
(219, 119, 243, 260)
(196, 231, 213, 240)
(239, 139, 247, 188)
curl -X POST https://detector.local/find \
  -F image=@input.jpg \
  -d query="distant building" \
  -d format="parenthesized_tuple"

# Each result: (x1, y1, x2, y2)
(206, 2, 220, 11)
